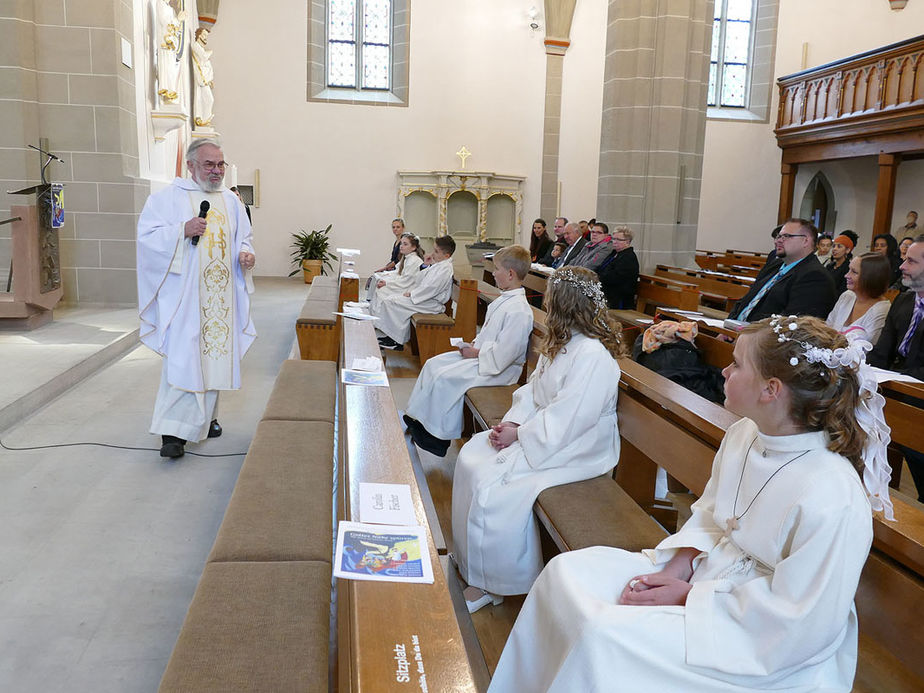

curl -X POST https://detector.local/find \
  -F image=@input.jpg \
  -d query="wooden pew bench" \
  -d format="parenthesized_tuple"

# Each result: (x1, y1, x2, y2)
(159, 358, 340, 693)
(408, 276, 478, 366)
(655, 264, 750, 312)
(295, 275, 358, 361)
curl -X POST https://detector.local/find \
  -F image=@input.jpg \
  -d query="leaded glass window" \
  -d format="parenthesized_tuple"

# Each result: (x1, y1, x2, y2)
(327, 0, 392, 90)
(708, 0, 755, 108)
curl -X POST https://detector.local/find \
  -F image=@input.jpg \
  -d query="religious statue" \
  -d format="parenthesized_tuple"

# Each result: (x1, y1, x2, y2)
(191, 28, 215, 128)
(155, 0, 184, 105)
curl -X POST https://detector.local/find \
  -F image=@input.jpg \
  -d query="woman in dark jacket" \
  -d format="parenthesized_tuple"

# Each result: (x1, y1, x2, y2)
(596, 225, 640, 309)
(825, 233, 853, 295)
(529, 218, 552, 263)
(872, 233, 903, 284)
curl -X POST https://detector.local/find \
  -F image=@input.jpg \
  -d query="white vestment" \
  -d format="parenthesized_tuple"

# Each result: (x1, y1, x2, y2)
(489, 418, 873, 693)
(366, 253, 424, 304)
(452, 333, 621, 595)
(405, 287, 533, 440)
(138, 177, 256, 441)
(374, 258, 454, 344)
(825, 291, 890, 344)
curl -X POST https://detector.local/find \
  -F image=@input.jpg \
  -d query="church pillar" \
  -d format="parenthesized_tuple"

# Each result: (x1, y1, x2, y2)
(539, 0, 577, 223)
(872, 153, 900, 243)
(596, 0, 714, 271)
(778, 162, 798, 223)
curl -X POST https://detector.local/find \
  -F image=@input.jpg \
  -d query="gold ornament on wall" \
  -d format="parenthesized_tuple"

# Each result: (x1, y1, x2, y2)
(888, 0, 908, 9)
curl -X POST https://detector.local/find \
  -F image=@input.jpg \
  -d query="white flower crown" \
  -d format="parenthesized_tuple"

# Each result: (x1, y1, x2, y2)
(769, 314, 870, 368)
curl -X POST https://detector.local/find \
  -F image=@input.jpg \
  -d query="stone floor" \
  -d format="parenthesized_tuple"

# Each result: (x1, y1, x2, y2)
(0, 276, 308, 692)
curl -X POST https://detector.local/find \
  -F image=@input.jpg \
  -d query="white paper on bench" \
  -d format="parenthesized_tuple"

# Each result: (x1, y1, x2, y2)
(334, 311, 378, 321)
(342, 369, 389, 387)
(449, 337, 471, 348)
(352, 356, 384, 371)
(333, 521, 434, 584)
(869, 366, 924, 385)
(359, 482, 416, 526)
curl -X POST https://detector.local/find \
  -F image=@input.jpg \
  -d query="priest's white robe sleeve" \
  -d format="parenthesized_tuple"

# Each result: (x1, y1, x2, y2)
(516, 347, 619, 470)
(474, 305, 533, 377)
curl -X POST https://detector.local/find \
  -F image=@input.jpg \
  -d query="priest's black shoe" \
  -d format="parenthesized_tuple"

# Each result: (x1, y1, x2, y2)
(160, 435, 186, 459)
(410, 425, 451, 458)
(208, 419, 222, 438)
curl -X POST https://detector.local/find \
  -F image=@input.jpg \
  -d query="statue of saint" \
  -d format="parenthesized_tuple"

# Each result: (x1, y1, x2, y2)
(155, 0, 183, 105)
(191, 28, 215, 127)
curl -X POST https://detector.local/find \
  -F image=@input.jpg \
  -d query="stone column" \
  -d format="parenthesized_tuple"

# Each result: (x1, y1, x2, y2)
(596, 0, 713, 271)
(539, 0, 577, 222)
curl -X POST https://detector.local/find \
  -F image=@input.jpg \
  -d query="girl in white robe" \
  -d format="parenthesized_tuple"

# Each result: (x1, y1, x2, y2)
(404, 245, 534, 452)
(367, 233, 425, 304)
(489, 316, 894, 692)
(452, 266, 627, 611)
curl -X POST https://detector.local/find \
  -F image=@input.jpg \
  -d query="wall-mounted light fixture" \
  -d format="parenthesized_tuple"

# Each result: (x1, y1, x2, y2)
(889, 0, 908, 9)
(527, 5, 542, 32)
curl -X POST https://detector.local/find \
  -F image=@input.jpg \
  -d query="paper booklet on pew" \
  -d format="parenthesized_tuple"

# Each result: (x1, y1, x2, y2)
(341, 369, 389, 387)
(334, 521, 434, 584)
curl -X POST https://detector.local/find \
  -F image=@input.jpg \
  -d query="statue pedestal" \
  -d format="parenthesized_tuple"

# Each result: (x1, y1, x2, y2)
(0, 204, 63, 330)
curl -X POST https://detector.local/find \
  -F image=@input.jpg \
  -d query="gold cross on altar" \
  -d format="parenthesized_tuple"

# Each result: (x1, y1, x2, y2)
(455, 145, 472, 170)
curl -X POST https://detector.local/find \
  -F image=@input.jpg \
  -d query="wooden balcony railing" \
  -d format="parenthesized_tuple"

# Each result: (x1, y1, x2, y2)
(775, 34, 924, 151)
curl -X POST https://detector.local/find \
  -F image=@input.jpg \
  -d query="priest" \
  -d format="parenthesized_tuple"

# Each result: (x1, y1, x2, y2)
(137, 138, 256, 458)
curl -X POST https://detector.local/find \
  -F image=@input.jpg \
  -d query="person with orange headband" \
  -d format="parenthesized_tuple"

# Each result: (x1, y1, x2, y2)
(825, 233, 855, 294)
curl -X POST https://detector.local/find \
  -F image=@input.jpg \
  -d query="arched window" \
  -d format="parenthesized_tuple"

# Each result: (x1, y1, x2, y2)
(327, 0, 392, 90)
(307, 0, 409, 106)
(708, 0, 756, 108)
(707, 0, 778, 121)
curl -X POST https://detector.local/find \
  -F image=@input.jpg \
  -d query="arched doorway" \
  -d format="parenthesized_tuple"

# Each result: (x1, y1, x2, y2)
(799, 172, 836, 235)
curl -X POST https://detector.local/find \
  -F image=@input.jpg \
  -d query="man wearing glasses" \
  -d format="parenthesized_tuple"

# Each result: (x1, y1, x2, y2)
(728, 218, 836, 323)
(137, 138, 257, 459)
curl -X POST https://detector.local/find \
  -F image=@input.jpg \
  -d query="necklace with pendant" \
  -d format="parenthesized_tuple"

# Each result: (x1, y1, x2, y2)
(724, 437, 811, 538)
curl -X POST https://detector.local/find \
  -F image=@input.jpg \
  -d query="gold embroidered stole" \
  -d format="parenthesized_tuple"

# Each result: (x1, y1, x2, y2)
(189, 190, 233, 390)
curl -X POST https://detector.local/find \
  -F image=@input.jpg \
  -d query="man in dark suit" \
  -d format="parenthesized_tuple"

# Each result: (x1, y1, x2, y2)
(597, 225, 639, 308)
(557, 222, 587, 268)
(869, 235, 924, 500)
(728, 218, 836, 322)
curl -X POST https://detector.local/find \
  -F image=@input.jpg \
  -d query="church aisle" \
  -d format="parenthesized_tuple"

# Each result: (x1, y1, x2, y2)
(0, 277, 306, 693)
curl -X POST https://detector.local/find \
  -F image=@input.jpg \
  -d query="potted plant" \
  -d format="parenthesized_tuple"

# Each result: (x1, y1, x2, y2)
(288, 225, 337, 284)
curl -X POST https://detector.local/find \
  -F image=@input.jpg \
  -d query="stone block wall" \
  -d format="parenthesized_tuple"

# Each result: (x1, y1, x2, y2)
(0, 0, 145, 305)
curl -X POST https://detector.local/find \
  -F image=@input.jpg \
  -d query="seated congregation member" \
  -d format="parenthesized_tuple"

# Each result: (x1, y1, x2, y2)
(538, 217, 568, 266)
(825, 233, 854, 294)
(452, 267, 625, 613)
(490, 316, 892, 692)
(869, 235, 924, 501)
(528, 218, 552, 263)
(366, 232, 424, 303)
(375, 235, 455, 351)
(826, 252, 891, 344)
(555, 222, 587, 268)
(375, 218, 405, 273)
(728, 218, 836, 323)
(574, 221, 613, 272)
(872, 233, 903, 284)
(815, 233, 832, 265)
(596, 225, 639, 309)
(548, 241, 566, 265)
(403, 245, 534, 457)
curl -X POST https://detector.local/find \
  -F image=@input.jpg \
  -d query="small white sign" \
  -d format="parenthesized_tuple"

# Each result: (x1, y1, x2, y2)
(120, 37, 133, 68)
(359, 482, 416, 526)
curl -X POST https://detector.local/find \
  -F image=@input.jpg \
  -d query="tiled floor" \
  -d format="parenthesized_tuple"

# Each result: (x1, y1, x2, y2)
(0, 277, 308, 692)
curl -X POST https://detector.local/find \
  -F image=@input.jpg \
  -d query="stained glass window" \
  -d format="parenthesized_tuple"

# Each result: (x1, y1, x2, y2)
(327, 0, 392, 90)
(708, 0, 755, 108)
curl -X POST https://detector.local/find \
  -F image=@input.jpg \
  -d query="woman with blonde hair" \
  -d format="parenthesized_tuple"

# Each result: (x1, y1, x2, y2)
(452, 266, 625, 612)
(366, 232, 425, 304)
(489, 316, 891, 692)
(826, 252, 892, 343)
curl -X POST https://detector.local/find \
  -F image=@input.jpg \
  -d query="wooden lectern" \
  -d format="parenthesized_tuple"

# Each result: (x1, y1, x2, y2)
(1, 183, 64, 330)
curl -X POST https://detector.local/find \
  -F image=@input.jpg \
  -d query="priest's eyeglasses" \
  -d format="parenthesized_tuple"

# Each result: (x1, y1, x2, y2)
(198, 160, 228, 171)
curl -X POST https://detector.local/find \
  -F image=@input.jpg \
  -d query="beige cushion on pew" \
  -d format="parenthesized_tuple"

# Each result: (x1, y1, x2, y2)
(158, 560, 330, 693)
(466, 385, 518, 428)
(536, 475, 668, 552)
(262, 359, 337, 424)
(297, 297, 337, 325)
(208, 420, 334, 563)
(411, 312, 454, 326)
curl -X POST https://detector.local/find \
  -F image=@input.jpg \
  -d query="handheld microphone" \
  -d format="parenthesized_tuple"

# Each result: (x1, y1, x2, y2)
(192, 200, 210, 246)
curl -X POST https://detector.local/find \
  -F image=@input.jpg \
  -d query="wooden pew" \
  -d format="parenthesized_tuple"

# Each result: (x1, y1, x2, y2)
(695, 250, 723, 271)
(635, 274, 700, 314)
(718, 263, 760, 278)
(724, 251, 767, 269)
(409, 276, 478, 365)
(296, 275, 359, 361)
(654, 264, 751, 312)
(338, 317, 483, 692)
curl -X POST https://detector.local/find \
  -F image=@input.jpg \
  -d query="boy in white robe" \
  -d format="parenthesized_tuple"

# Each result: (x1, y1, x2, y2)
(137, 138, 256, 458)
(451, 267, 627, 612)
(376, 235, 456, 350)
(403, 245, 534, 456)
(489, 316, 892, 692)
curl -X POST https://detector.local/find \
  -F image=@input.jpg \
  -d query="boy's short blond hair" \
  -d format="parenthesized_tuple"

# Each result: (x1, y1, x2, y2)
(493, 245, 531, 280)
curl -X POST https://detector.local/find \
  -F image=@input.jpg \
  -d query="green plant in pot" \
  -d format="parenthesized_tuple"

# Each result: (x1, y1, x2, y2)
(288, 225, 337, 284)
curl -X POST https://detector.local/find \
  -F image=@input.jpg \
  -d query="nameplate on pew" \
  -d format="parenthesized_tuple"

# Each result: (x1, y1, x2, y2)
(334, 521, 435, 584)
(359, 482, 416, 526)
(341, 369, 389, 387)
